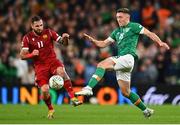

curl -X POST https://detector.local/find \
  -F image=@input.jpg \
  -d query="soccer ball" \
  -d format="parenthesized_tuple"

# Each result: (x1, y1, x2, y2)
(49, 75, 64, 89)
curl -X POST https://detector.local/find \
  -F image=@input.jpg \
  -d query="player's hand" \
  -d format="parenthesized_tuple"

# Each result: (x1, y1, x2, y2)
(62, 33, 69, 46)
(158, 42, 170, 50)
(32, 49, 39, 56)
(62, 33, 70, 38)
(83, 33, 95, 42)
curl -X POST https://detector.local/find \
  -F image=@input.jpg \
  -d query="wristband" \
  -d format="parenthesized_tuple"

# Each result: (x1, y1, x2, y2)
(57, 36, 63, 44)
(25, 53, 34, 59)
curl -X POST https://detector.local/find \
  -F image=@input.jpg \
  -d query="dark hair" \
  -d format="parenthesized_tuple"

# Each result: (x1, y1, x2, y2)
(116, 8, 130, 14)
(31, 15, 42, 23)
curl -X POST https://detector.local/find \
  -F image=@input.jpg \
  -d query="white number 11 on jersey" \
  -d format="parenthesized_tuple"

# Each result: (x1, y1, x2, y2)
(37, 41, 44, 48)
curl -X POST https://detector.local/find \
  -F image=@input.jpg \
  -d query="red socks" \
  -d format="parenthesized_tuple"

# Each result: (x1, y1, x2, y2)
(64, 80, 75, 99)
(43, 95, 53, 110)
(43, 80, 74, 109)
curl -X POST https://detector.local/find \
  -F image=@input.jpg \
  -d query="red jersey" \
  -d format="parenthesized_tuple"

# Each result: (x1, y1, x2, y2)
(21, 29, 61, 65)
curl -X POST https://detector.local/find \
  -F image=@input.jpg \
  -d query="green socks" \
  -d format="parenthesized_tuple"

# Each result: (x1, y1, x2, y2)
(128, 92, 147, 111)
(88, 67, 147, 111)
(88, 67, 105, 88)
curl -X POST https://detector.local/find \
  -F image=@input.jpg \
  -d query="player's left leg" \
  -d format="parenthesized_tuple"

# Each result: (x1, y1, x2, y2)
(56, 66, 82, 106)
(117, 79, 154, 118)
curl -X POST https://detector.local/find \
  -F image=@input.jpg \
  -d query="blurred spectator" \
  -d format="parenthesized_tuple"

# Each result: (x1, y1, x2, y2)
(84, 57, 96, 84)
(25, 64, 35, 85)
(0, 0, 179, 86)
(130, 1, 141, 23)
(142, 1, 158, 30)
(132, 57, 158, 85)
(154, 53, 166, 83)
(157, 6, 171, 29)
(12, 53, 29, 83)
(165, 48, 180, 85)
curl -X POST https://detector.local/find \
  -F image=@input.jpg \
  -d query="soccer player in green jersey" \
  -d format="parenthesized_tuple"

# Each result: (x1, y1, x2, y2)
(75, 8, 170, 118)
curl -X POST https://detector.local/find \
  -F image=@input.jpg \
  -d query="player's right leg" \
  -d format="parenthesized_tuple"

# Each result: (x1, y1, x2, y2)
(35, 66, 55, 119)
(41, 84, 55, 119)
(75, 57, 115, 96)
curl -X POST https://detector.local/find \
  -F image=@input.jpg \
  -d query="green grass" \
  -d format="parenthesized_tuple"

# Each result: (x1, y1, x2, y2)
(0, 104, 180, 124)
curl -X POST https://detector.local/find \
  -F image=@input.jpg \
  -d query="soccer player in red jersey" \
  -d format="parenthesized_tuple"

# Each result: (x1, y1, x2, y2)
(20, 16, 82, 119)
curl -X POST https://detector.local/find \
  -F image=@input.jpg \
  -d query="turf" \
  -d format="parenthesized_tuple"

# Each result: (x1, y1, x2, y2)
(0, 104, 180, 124)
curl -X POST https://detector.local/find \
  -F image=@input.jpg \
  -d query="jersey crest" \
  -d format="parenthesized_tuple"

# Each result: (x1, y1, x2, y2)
(116, 32, 124, 43)
(43, 34, 48, 39)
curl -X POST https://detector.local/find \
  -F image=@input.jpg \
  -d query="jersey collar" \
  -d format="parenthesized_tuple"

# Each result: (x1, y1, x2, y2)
(122, 22, 130, 28)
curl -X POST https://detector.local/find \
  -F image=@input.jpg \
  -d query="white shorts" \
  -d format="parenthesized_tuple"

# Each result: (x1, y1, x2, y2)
(110, 54, 134, 81)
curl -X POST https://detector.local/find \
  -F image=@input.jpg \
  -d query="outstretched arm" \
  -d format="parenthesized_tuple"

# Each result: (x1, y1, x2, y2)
(83, 33, 112, 48)
(143, 28, 170, 50)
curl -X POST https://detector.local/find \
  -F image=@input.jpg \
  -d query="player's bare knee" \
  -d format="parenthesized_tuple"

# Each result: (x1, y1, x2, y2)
(97, 62, 104, 68)
(97, 59, 114, 69)
(41, 85, 49, 93)
(41, 85, 50, 100)
(121, 88, 130, 97)
(57, 72, 65, 78)
(63, 72, 70, 80)
(122, 91, 129, 97)
(56, 69, 65, 78)
(97, 62, 108, 69)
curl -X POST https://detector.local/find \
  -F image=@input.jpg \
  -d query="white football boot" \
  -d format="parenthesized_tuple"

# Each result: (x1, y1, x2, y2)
(75, 86, 93, 96)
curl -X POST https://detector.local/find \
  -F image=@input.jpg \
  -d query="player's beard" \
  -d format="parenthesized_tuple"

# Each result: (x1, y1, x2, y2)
(34, 29, 42, 35)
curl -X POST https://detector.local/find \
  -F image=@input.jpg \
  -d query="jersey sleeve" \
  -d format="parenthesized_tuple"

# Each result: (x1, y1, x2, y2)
(108, 29, 117, 42)
(21, 36, 29, 50)
(49, 29, 61, 42)
(131, 23, 144, 34)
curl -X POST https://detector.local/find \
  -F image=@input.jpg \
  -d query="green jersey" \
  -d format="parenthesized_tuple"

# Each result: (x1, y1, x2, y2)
(109, 22, 143, 60)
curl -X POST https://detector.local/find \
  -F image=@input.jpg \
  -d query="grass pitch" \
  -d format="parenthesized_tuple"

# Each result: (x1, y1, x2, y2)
(0, 104, 180, 124)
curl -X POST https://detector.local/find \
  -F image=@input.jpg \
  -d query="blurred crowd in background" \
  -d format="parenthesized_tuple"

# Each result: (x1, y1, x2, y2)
(0, 0, 179, 87)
